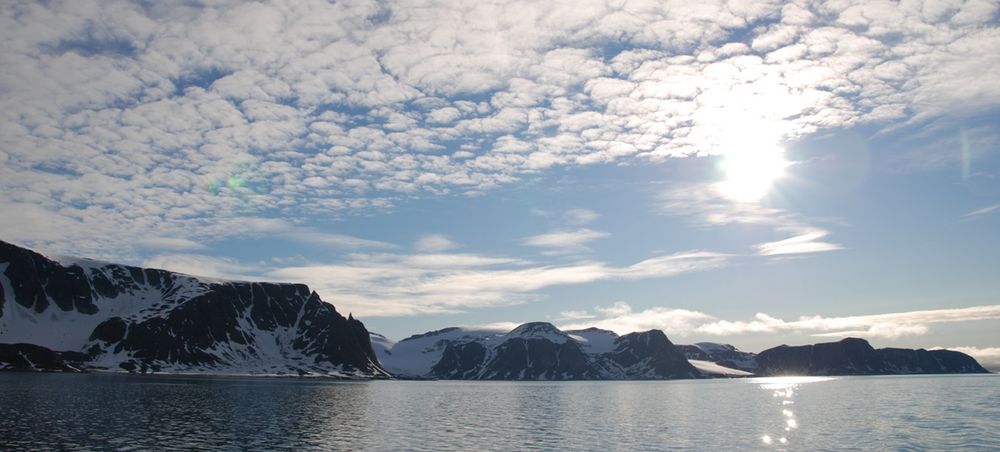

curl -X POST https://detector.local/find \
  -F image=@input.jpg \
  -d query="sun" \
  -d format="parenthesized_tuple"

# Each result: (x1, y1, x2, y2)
(716, 146, 789, 203)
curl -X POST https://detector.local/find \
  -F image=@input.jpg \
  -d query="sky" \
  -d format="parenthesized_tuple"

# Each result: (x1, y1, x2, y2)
(1, 1, 999, 365)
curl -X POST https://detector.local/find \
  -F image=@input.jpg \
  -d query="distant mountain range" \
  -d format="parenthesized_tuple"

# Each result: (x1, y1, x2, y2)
(1, 240, 990, 378)
(371, 323, 700, 380)
(372, 324, 989, 380)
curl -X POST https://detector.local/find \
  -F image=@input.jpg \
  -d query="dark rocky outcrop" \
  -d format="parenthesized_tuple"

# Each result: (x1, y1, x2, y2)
(477, 338, 592, 380)
(0, 343, 89, 372)
(0, 240, 388, 378)
(431, 342, 489, 379)
(608, 330, 700, 379)
(755, 338, 989, 376)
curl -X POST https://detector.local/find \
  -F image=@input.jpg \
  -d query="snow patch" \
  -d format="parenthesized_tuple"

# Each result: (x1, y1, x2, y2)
(690, 359, 753, 377)
(504, 322, 571, 343)
(376, 327, 504, 377)
(566, 328, 619, 354)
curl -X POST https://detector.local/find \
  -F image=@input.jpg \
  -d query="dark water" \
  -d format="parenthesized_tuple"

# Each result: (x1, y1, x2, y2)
(1, 373, 998, 450)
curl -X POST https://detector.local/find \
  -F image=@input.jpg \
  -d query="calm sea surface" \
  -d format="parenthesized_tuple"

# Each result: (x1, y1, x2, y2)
(1, 373, 998, 450)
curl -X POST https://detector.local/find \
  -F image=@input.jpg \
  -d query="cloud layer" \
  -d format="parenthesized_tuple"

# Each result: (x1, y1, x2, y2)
(2, 0, 998, 256)
(144, 248, 727, 317)
(560, 301, 1000, 340)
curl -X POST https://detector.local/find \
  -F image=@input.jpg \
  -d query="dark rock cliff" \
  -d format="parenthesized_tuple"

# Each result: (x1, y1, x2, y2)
(755, 337, 988, 376)
(0, 240, 388, 377)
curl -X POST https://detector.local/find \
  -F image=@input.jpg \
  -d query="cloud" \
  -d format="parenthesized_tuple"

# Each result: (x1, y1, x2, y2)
(243, 218, 395, 249)
(595, 301, 634, 318)
(267, 250, 728, 317)
(414, 234, 458, 252)
(142, 254, 264, 281)
(556, 310, 596, 322)
(564, 208, 599, 225)
(137, 237, 205, 251)
(697, 305, 1000, 339)
(1, 1, 996, 258)
(935, 346, 1000, 371)
(522, 228, 609, 255)
(965, 204, 1000, 218)
(559, 302, 1000, 340)
(560, 302, 714, 336)
(282, 229, 395, 249)
(754, 228, 844, 256)
(660, 182, 845, 257)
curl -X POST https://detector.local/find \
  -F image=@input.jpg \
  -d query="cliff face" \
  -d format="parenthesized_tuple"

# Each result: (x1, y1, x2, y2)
(755, 338, 988, 376)
(0, 240, 387, 378)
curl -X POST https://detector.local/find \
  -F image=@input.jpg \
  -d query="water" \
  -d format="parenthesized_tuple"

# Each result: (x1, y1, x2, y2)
(1, 373, 998, 450)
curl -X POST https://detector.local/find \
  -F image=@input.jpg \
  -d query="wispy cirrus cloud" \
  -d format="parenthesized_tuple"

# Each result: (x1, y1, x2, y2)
(414, 234, 458, 253)
(142, 254, 264, 282)
(141, 245, 727, 317)
(560, 301, 1000, 340)
(660, 182, 844, 257)
(1, 0, 997, 258)
(522, 228, 609, 255)
(137, 237, 206, 251)
(965, 203, 1000, 218)
(564, 208, 600, 225)
(268, 250, 728, 317)
(754, 228, 843, 256)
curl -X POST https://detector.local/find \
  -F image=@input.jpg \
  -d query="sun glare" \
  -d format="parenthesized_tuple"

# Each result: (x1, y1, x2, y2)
(716, 146, 790, 203)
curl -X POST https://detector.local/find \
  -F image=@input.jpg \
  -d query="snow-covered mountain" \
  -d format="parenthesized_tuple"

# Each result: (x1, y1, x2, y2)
(375, 326, 991, 380)
(372, 322, 701, 380)
(0, 240, 388, 378)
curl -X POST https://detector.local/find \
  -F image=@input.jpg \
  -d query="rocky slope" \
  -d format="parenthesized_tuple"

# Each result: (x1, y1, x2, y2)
(677, 342, 758, 372)
(0, 240, 388, 378)
(372, 322, 701, 380)
(754, 337, 989, 376)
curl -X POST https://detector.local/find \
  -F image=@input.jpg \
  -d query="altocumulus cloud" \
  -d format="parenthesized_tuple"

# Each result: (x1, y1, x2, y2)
(1, 0, 998, 257)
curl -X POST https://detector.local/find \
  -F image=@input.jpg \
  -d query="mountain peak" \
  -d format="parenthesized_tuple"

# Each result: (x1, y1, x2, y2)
(505, 322, 571, 342)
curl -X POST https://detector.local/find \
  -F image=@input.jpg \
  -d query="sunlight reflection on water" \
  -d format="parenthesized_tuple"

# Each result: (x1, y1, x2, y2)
(751, 376, 837, 448)
(1, 373, 998, 450)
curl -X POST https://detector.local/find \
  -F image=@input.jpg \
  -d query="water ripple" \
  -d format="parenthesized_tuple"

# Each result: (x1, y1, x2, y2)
(1, 374, 998, 450)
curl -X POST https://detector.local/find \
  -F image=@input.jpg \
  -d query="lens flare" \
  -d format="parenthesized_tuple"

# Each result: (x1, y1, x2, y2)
(204, 162, 268, 209)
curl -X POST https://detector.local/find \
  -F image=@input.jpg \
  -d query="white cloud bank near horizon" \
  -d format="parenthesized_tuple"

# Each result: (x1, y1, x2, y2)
(1, 0, 998, 257)
(559, 301, 1000, 340)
